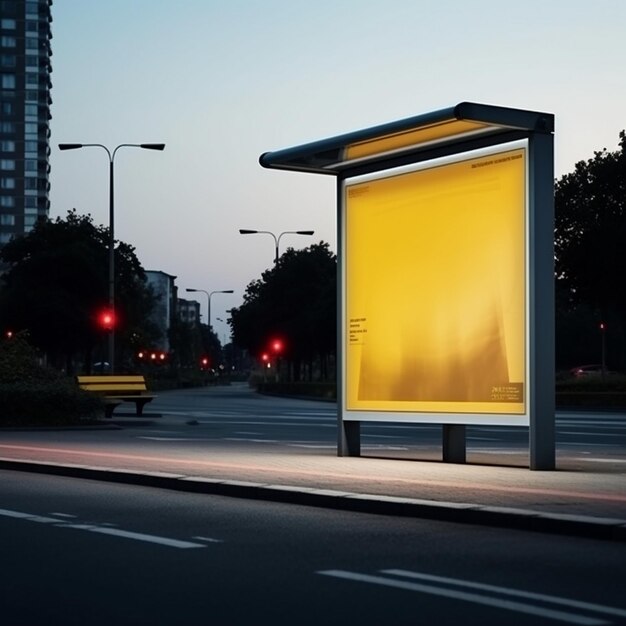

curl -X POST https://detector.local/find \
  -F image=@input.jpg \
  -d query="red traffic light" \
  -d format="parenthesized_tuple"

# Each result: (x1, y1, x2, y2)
(261, 353, 269, 362)
(270, 339, 284, 353)
(98, 309, 116, 331)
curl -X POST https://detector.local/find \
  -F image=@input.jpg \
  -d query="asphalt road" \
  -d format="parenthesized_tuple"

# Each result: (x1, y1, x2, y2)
(2, 470, 626, 626)
(147, 383, 626, 468)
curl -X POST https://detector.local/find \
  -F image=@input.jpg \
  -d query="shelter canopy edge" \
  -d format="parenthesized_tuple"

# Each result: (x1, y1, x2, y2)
(259, 102, 554, 176)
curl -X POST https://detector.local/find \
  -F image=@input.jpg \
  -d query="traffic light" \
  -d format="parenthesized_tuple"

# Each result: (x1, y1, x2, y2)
(98, 309, 116, 331)
(270, 338, 284, 354)
(200, 356, 210, 370)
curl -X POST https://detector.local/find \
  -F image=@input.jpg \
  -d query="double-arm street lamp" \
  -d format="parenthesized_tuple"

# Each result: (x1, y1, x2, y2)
(185, 288, 234, 331)
(59, 142, 165, 373)
(239, 229, 314, 264)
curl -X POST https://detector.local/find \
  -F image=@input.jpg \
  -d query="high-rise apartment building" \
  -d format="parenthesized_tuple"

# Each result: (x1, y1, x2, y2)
(0, 0, 52, 256)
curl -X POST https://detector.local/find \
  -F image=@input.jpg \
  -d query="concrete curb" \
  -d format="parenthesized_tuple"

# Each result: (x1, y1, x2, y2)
(2, 457, 625, 542)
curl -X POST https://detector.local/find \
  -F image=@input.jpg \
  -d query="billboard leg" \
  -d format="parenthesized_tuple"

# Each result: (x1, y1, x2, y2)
(529, 131, 555, 470)
(339, 421, 360, 457)
(442, 424, 466, 463)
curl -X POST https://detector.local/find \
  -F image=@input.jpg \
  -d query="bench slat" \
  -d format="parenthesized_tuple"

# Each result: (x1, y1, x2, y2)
(80, 384, 147, 392)
(77, 376, 145, 384)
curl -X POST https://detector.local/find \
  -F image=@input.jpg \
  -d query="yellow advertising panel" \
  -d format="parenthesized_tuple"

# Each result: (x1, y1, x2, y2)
(344, 143, 528, 422)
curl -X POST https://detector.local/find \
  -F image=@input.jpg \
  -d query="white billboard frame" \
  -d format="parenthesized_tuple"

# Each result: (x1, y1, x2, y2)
(340, 140, 530, 426)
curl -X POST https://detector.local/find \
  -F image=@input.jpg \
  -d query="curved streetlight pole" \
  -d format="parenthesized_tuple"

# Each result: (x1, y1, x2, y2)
(239, 229, 314, 264)
(186, 288, 234, 331)
(59, 143, 165, 373)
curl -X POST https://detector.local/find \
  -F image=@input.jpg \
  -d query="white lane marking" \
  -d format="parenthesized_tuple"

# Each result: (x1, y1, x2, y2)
(143, 430, 187, 434)
(383, 569, 626, 619)
(234, 431, 263, 435)
(193, 536, 223, 544)
(318, 570, 608, 626)
(287, 444, 337, 449)
(72, 526, 206, 549)
(577, 457, 626, 464)
(560, 431, 624, 437)
(198, 421, 335, 428)
(362, 445, 409, 451)
(50, 512, 77, 518)
(559, 443, 623, 448)
(467, 437, 499, 441)
(0, 509, 60, 523)
(0, 508, 206, 550)
(223, 437, 280, 443)
(136, 437, 209, 441)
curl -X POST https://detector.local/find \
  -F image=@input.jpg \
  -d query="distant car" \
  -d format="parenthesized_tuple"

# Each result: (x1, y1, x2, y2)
(569, 364, 608, 378)
(93, 361, 111, 373)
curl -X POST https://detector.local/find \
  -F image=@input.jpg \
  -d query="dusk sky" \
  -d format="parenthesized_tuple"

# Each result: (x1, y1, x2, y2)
(49, 0, 626, 342)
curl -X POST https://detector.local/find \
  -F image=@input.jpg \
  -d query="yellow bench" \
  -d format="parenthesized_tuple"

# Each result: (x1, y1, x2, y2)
(77, 375, 156, 418)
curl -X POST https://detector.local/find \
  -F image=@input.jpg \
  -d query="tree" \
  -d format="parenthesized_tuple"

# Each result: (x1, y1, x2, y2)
(230, 242, 336, 381)
(0, 210, 158, 372)
(555, 130, 626, 369)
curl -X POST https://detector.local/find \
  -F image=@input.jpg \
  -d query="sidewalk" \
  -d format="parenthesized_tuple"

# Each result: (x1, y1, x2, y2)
(1, 410, 625, 542)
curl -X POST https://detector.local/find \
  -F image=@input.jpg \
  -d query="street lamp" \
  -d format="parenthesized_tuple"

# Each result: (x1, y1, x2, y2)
(59, 142, 165, 373)
(239, 229, 314, 264)
(185, 288, 234, 331)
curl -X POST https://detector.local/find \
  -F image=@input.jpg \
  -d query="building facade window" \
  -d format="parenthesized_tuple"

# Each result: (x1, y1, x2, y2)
(1, 177, 15, 189)
(1, 19, 17, 30)
(1, 73, 15, 88)
(1, 54, 15, 67)
(1, 36, 16, 47)
(0, 159, 15, 170)
(0, 196, 15, 207)
(0, 213, 15, 225)
(1, 140, 15, 151)
(1, 122, 15, 133)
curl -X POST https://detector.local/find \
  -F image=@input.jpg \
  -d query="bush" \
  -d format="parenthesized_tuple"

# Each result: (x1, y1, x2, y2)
(0, 333, 104, 425)
(256, 381, 337, 400)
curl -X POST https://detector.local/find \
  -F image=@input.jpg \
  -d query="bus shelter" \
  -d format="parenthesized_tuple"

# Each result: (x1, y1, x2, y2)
(260, 102, 555, 470)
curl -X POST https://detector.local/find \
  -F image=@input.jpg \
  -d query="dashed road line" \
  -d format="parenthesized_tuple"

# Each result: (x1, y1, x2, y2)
(0, 507, 207, 549)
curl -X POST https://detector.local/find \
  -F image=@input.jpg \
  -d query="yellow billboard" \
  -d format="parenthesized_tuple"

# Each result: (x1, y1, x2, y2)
(344, 144, 528, 421)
